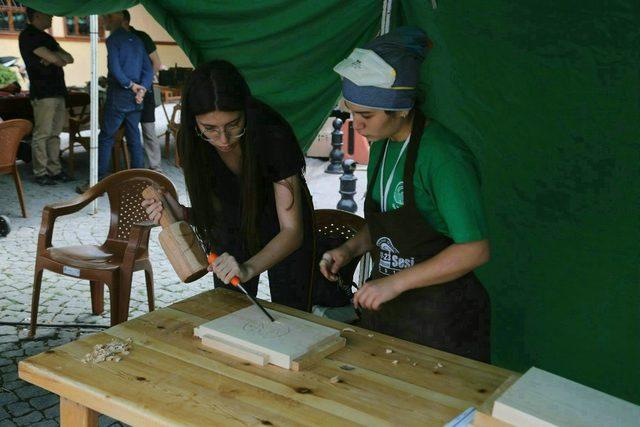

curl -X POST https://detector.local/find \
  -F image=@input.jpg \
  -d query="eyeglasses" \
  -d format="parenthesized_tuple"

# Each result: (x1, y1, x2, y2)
(195, 120, 246, 143)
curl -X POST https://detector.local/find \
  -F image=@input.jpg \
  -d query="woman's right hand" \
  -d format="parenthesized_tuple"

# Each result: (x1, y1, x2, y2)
(319, 246, 354, 282)
(141, 194, 164, 225)
(141, 189, 185, 224)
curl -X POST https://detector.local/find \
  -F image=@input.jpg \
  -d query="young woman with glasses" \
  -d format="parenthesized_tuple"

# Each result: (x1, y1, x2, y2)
(142, 60, 314, 311)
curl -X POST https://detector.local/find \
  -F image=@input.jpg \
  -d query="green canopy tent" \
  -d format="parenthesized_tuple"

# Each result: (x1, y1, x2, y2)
(22, 0, 639, 405)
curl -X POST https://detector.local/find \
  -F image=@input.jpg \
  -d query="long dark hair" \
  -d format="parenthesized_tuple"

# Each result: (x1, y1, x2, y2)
(178, 60, 265, 254)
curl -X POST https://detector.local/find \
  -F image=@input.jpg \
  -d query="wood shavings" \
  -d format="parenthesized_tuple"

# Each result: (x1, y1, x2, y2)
(329, 375, 342, 384)
(411, 362, 418, 367)
(367, 333, 374, 338)
(434, 362, 444, 369)
(385, 348, 393, 354)
(341, 327, 355, 333)
(81, 338, 132, 364)
(391, 360, 399, 365)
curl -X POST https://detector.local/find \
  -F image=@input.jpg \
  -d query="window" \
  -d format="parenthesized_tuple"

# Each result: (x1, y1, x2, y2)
(64, 16, 105, 39)
(0, 1, 26, 33)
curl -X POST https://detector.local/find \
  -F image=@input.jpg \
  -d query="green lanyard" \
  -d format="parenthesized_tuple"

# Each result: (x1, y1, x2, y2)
(379, 134, 411, 212)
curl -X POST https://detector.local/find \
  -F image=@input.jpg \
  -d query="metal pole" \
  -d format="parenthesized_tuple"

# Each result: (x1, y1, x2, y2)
(381, 0, 393, 35)
(89, 15, 99, 214)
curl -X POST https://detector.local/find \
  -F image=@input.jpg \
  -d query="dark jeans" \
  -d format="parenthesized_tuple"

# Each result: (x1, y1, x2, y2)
(98, 87, 144, 179)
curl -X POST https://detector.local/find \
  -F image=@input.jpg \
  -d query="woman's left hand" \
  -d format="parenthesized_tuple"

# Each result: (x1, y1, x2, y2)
(208, 252, 252, 284)
(353, 278, 402, 311)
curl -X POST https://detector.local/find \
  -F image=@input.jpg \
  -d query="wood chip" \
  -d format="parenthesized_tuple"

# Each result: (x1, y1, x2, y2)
(392, 360, 399, 365)
(385, 348, 393, 354)
(411, 362, 418, 367)
(434, 362, 444, 369)
(329, 375, 342, 384)
(81, 338, 132, 364)
(341, 327, 355, 333)
(367, 333, 374, 338)
(340, 365, 355, 371)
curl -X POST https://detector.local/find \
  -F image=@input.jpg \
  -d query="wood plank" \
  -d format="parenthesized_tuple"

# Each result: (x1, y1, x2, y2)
(18, 289, 519, 427)
(201, 334, 269, 366)
(105, 308, 485, 425)
(20, 334, 359, 427)
(492, 367, 640, 427)
(120, 309, 444, 425)
(60, 397, 99, 427)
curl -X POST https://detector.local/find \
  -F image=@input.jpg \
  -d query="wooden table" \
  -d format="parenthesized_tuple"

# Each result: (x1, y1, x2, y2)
(19, 289, 518, 426)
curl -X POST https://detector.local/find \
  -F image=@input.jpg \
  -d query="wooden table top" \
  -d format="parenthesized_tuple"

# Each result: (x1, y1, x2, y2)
(19, 288, 518, 426)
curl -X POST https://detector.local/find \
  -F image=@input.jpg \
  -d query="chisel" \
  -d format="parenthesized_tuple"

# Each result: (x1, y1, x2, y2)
(207, 253, 275, 322)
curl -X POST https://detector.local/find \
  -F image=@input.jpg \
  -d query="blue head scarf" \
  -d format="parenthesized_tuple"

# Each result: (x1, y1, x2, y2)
(335, 26, 429, 110)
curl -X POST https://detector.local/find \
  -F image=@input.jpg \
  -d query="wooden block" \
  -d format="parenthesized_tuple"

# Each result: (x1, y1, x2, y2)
(142, 185, 208, 283)
(158, 223, 208, 283)
(195, 306, 342, 370)
(291, 336, 346, 371)
(471, 412, 514, 427)
(492, 367, 640, 427)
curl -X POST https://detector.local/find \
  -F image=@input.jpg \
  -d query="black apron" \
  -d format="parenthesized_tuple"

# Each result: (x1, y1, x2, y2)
(362, 111, 491, 362)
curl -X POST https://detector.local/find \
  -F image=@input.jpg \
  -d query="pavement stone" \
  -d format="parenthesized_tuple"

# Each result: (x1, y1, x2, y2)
(12, 410, 43, 426)
(28, 394, 58, 411)
(0, 108, 367, 424)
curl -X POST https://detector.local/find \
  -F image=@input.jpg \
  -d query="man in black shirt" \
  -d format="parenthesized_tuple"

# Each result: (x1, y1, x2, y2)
(19, 8, 74, 185)
(123, 10, 163, 172)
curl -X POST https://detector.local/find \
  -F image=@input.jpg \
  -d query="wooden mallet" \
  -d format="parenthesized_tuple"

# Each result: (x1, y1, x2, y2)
(142, 186, 208, 283)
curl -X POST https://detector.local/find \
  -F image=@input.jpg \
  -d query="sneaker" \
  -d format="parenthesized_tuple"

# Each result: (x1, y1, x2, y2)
(35, 175, 56, 186)
(75, 181, 90, 194)
(50, 171, 73, 182)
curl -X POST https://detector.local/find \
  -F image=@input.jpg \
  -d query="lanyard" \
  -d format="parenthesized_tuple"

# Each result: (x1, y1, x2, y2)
(379, 133, 411, 212)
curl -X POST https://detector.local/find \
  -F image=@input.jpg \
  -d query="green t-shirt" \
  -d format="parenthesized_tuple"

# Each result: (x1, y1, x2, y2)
(130, 26, 157, 55)
(368, 120, 488, 243)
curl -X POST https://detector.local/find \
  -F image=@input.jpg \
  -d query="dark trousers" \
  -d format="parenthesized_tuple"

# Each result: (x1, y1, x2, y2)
(98, 87, 144, 179)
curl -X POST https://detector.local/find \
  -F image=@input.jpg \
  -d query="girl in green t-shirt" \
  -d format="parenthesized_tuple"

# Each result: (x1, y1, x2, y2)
(320, 27, 491, 362)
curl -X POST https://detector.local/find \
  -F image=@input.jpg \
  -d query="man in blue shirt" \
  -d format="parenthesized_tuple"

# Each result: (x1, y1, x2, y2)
(96, 10, 153, 182)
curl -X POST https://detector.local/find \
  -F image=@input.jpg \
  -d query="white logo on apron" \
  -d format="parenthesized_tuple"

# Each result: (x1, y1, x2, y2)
(376, 236, 415, 275)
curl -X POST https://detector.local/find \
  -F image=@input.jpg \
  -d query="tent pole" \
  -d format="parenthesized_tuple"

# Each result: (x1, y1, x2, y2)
(89, 15, 99, 214)
(381, 0, 393, 35)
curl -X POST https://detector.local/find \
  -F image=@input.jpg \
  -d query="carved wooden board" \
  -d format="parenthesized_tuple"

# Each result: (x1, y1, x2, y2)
(194, 306, 344, 369)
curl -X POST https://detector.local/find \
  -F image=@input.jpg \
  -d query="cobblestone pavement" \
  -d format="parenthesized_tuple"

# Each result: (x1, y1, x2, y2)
(0, 120, 367, 425)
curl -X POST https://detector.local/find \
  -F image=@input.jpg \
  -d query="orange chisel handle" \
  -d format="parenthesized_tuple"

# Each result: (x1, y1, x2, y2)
(207, 253, 240, 286)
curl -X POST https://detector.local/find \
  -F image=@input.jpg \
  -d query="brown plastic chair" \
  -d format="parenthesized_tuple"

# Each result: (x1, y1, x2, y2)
(0, 119, 32, 218)
(62, 92, 90, 178)
(29, 169, 178, 337)
(313, 209, 371, 287)
(161, 100, 181, 167)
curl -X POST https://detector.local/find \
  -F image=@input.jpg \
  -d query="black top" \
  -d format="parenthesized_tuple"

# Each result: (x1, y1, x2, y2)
(210, 99, 312, 261)
(129, 26, 157, 55)
(19, 24, 67, 100)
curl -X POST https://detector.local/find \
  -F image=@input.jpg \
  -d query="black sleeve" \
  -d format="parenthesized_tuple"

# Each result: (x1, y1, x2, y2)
(25, 32, 55, 52)
(20, 31, 38, 54)
(261, 123, 305, 183)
